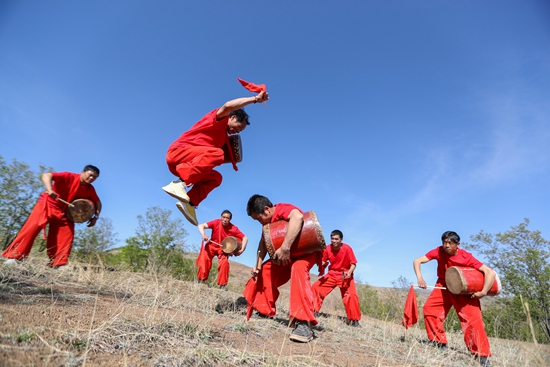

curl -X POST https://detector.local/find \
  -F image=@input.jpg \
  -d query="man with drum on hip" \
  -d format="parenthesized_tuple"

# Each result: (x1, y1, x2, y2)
(243, 194, 321, 343)
(413, 231, 496, 367)
(2, 165, 102, 268)
(162, 90, 269, 226)
(196, 209, 248, 290)
(312, 230, 362, 327)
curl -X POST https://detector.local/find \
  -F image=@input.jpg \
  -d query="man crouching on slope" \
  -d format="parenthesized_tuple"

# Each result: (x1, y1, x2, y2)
(243, 194, 320, 343)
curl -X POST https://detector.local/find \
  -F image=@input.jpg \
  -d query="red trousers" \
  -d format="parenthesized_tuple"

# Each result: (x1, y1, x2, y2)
(166, 146, 224, 206)
(312, 274, 361, 321)
(195, 242, 229, 286)
(2, 199, 75, 266)
(243, 253, 318, 324)
(424, 287, 491, 357)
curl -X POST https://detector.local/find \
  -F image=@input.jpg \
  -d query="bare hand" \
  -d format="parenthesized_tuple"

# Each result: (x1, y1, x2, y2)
(251, 267, 260, 277)
(47, 190, 58, 199)
(344, 271, 352, 279)
(471, 291, 486, 299)
(202, 235, 210, 242)
(256, 90, 269, 103)
(87, 216, 98, 228)
(273, 247, 291, 266)
(417, 278, 427, 289)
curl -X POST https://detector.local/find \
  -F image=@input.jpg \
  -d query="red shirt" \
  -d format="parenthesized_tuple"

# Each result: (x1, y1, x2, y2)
(426, 246, 484, 286)
(206, 219, 245, 244)
(39, 172, 100, 211)
(271, 203, 303, 223)
(323, 243, 357, 278)
(168, 109, 230, 150)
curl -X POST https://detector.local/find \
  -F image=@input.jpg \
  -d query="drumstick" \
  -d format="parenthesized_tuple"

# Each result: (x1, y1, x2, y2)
(57, 198, 75, 207)
(207, 239, 221, 246)
(413, 284, 447, 290)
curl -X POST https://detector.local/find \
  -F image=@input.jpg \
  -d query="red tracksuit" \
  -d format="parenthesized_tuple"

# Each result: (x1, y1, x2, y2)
(312, 243, 361, 321)
(166, 109, 232, 206)
(195, 219, 245, 286)
(243, 204, 319, 325)
(423, 246, 492, 357)
(2, 172, 100, 266)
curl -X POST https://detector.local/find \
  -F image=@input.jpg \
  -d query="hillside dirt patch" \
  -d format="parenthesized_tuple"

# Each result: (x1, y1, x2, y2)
(1, 260, 548, 367)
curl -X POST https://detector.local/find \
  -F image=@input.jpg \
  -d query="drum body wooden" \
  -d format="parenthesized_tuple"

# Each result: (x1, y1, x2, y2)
(222, 134, 243, 163)
(221, 236, 242, 256)
(445, 266, 501, 296)
(66, 199, 95, 223)
(263, 210, 326, 259)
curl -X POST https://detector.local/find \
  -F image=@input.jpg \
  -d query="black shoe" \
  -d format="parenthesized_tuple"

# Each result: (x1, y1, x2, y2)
(428, 341, 448, 351)
(289, 321, 314, 343)
(347, 320, 361, 328)
(476, 356, 492, 367)
(249, 311, 273, 321)
(219, 285, 228, 291)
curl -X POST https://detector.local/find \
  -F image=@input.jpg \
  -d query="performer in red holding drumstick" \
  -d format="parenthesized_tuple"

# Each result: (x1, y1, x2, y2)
(196, 209, 248, 290)
(243, 194, 321, 343)
(163, 79, 268, 226)
(311, 230, 362, 327)
(2, 165, 102, 268)
(413, 231, 496, 367)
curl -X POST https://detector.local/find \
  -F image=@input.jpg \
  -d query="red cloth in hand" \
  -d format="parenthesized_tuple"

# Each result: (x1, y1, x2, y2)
(243, 277, 258, 320)
(402, 285, 419, 329)
(237, 78, 266, 93)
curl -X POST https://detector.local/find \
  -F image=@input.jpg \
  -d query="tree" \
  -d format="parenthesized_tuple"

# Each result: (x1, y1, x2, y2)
(115, 206, 195, 278)
(0, 156, 52, 250)
(465, 219, 550, 343)
(72, 217, 119, 263)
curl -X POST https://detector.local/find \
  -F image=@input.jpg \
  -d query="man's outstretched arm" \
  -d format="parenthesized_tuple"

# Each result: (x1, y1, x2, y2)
(216, 90, 269, 119)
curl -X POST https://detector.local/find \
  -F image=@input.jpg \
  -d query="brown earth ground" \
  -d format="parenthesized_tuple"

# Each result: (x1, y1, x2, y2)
(0, 258, 549, 367)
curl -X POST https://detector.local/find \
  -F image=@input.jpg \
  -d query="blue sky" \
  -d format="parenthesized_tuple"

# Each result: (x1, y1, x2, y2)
(1, 1, 549, 287)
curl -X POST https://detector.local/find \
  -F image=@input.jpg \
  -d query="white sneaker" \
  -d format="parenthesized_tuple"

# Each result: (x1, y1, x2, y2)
(3, 258, 20, 266)
(162, 180, 190, 203)
(176, 201, 198, 226)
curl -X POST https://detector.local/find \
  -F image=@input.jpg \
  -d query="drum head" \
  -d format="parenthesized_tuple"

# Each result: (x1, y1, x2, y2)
(445, 266, 468, 295)
(221, 236, 241, 254)
(66, 199, 95, 223)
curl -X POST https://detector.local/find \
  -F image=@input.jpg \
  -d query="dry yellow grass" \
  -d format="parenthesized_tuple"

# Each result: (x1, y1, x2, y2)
(0, 258, 548, 366)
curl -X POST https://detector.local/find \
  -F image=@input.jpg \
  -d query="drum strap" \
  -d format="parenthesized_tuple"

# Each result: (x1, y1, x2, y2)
(225, 134, 239, 172)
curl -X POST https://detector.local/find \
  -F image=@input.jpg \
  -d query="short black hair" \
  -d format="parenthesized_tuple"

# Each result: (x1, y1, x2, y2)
(83, 165, 100, 175)
(229, 109, 250, 125)
(441, 231, 460, 244)
(331, 230, 343, 239)
(221, 209, 232, 220)
(246, 194, 273, 216)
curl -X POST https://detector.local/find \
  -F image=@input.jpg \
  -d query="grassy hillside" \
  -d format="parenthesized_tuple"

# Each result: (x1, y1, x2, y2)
(0, 258, 548, 366)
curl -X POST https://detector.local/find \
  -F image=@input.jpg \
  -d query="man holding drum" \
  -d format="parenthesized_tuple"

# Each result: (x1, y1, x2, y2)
(163, 90, 269, 226)
(2, 165, 102, 268)
(196, 209, 248, 290)
(413, 231, 496, 367)
(312, 230, 362, 327)
(244, 194, 321, 343)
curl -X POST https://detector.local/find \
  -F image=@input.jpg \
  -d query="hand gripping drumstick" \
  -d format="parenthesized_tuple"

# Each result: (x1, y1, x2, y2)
(413, 284, 446, 290)
(56, 197, 75, 207)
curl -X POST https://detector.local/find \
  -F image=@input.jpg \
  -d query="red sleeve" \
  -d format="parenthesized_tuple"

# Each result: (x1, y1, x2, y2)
(206, 219, 218, 228)
(229, 225, 245, 240)
(345, 245, 358, 264)
(271, 203, 303, 222)
(465, 253, 484, 270)
(86, 185, 100, 203)
(425, 247, 440, 260)
(51, 171, 73, 181)
(322, 248, 329, 263)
